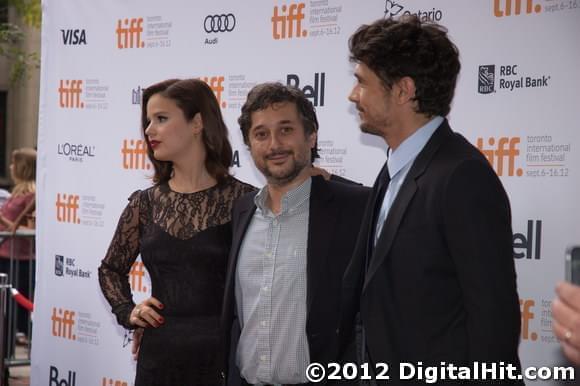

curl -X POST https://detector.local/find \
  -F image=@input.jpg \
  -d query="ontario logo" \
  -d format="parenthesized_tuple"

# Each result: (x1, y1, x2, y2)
(383, 0, 443, 21)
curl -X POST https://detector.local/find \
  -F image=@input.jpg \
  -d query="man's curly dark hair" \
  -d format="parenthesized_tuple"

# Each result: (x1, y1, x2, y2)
(349, 15, 460, 117)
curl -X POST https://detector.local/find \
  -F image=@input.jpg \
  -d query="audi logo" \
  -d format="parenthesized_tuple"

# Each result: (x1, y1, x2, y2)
(204, 14, 236, 33)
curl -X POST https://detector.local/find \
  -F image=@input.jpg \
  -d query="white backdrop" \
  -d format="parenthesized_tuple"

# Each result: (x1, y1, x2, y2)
(32, 0, 580, 384)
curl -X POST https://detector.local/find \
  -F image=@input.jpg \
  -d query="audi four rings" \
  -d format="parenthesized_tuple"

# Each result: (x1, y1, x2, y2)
(204, 14, 236, 33)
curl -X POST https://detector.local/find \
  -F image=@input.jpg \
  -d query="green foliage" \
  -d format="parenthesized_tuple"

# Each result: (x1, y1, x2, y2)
(0, 0, 41, 83)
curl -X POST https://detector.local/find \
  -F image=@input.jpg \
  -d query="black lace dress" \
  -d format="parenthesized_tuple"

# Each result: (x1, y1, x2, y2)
(98, 176, 255, 386)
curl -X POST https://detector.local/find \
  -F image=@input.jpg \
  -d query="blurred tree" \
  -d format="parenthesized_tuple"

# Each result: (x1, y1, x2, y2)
(0, 0, 40, 83)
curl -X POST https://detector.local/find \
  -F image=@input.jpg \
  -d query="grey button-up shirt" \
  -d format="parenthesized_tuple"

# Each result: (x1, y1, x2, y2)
(235, 177, 312, 385)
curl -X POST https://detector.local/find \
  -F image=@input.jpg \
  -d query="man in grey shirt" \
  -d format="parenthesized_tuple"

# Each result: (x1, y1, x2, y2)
(222, 83, 369, 385)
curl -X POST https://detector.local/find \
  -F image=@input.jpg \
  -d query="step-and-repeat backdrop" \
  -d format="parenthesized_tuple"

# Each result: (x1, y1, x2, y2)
(32, 0, 580, 384)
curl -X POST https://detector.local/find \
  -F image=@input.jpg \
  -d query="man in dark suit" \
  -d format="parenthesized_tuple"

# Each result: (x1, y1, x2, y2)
(340, 16, 523, 384)
(222, 83, 368, 385)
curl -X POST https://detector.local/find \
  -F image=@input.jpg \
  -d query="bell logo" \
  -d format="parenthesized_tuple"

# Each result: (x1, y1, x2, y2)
(51, 307, 76, 340)
(476, 137, 522, 177)
(287, 73, 325, 107)
(116, 18, 145, 49)
(58, 80, 84, 109)
(122, 139, 151, 170)
(520, 299, 537, 341)
(272, 3, 307, 39)
(102, 378, 128, 386)
(130, 261, 148, 293)
(56, 194, 80, 224)
(513, 220, 542, 260)
(494, 0, 542, 17)
(49, 366, 77, 386)
(201, 76, 226, 108)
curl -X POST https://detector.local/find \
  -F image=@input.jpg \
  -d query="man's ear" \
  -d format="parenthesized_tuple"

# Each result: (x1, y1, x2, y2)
(393, 76, 417, 105)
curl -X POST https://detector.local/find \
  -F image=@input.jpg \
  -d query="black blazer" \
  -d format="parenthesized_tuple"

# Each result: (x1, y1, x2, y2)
(222, 175, 369, 384)
(340, 120, 522, 384)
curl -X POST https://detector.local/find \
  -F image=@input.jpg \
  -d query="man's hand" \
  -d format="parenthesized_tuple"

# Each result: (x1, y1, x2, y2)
(552, 281, 580, 365)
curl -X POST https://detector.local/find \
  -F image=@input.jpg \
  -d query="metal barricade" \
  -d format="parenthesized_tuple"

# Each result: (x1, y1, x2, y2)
(0, 229, 35, 379)
(0, 273, 8, 386)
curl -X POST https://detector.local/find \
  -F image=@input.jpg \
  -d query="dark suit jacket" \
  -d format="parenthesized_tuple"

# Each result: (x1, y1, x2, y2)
(222, 175, 369, 385)
(340, 120, 522, 384)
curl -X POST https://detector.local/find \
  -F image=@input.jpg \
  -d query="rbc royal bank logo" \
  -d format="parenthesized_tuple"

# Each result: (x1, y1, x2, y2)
(55, 255, 64, 276)
(478, 65, 495, 94)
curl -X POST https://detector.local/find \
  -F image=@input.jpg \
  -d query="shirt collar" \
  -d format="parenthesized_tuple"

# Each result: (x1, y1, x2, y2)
(254, 177, 312, 215)
(387, 116, 443, 178)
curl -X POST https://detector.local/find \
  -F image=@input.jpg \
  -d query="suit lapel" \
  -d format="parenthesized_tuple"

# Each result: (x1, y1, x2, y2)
(363, 120, 453, 291)
(224, 193, 258, 313)
(306, 176, 337, 314)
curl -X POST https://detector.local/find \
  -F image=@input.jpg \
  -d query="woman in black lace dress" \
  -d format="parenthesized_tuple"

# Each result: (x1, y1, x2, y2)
(98, 78, 254, 385)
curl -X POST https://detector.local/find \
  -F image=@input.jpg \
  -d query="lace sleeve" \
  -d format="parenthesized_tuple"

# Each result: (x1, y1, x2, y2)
(98, 190, 143, 329)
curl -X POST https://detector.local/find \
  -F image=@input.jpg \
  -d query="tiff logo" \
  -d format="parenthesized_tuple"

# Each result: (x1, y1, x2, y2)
(58, 80, 84, 109)
(51, 307, 76, 340)
(478, 65, 495, 94)
(476, 137, 522, 177)
(56, 194, 81, 224)
(61, 29, 86, 45)
(494, 0, 542, 17)
(272, 3, 307, 39)
(102, 378, 128, 386)
(49, 366, 77, 386)
(201, 76, 226, 108)
(116, 18, 144, 49)
(520, 299, 537, 341)
(122, 139, 150, 170)
(130, 261, 148, 293)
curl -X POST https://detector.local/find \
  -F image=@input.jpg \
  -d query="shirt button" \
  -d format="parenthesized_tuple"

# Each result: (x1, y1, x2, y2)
(273, 218, 279, 226)
(260, 355, 267, 361)
(260, 320, 267, 327)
